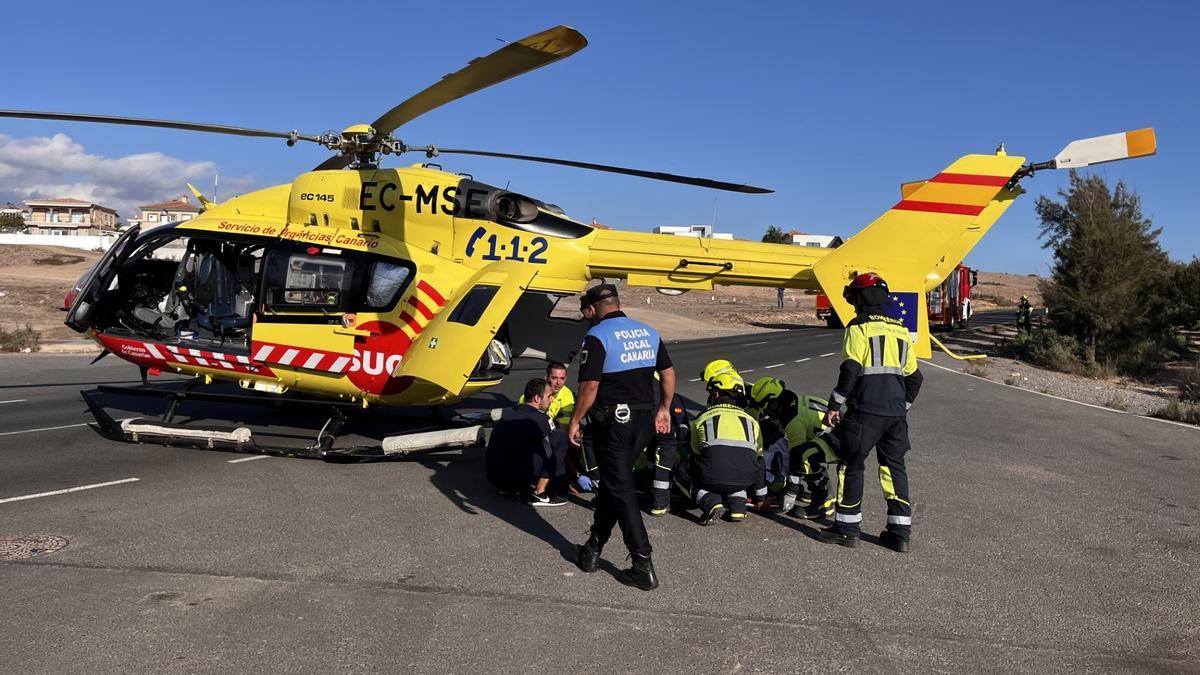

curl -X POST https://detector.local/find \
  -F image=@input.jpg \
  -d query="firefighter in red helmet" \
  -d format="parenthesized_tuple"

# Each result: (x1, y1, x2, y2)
(819, 272, 923, 552)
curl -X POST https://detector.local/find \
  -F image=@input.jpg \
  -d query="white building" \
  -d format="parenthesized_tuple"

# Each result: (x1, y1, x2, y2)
(128, 196, 201, 230)
(786, 229, 842, 248)
(653, 224, 734, 240)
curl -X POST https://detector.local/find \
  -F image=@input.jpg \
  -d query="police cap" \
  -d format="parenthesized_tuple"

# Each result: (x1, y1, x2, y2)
(584, 283, 619, 305)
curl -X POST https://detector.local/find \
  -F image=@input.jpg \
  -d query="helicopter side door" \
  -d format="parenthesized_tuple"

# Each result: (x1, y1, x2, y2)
(397, 260, 537, 395)
(65, 225, 141, 333)
(250, 247, 358, 373)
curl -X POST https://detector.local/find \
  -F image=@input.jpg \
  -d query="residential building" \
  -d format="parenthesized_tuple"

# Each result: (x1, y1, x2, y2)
(1, 202, 29, 220)
(24, 198, 119, 236)
(128, 196, 201, 230)
(786, 229, 842, 248)
(653, 224, 734, 240)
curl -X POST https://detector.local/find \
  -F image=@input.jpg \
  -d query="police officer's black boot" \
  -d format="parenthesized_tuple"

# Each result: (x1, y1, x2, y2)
(616, 552, 659, 591)
(576, 535, 603, 573)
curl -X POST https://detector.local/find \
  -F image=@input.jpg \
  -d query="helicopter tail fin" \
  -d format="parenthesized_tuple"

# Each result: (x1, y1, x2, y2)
(811, 151, 1027, 358)
(186, 183, 216, 210)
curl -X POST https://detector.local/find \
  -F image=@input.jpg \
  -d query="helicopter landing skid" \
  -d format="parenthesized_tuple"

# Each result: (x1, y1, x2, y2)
(81, 385, 484, 461)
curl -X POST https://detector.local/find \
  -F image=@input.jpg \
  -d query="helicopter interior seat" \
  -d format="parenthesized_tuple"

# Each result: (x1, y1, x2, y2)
(192, 251, 252, 344)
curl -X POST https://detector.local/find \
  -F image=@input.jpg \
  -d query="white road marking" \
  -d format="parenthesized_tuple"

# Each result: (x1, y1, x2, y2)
(0, 422, 91, 436)
(795, 358, 811, 363)
(742, 341, 768, 346)
(0, 399, 29, 404)
(688, 378, 701, 382)
(227, 455, 269, 463)
(742, 369, 756, 373)
(919, 359, 1200, 431)
(0, 416, 137, 437)
(819, 352, 836, 358)
(0, 478, 139, 505)
(764, 363, 785, 369)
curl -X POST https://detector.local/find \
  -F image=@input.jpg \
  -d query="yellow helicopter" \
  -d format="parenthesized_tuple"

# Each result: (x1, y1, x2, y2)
(0, 25, 1156, 457)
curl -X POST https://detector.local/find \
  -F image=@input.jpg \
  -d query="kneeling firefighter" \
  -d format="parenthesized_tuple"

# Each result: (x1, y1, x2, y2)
(749, 377, 838, 519)
(644, 391, 691, 516)
(685, 369, 765, 525)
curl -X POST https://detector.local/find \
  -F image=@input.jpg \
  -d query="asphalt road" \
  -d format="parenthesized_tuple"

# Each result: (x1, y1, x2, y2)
(1, 317, 1198, 673)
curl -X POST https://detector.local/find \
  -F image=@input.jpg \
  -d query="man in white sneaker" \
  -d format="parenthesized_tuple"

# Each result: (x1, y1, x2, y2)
(485, 378, 568, 506)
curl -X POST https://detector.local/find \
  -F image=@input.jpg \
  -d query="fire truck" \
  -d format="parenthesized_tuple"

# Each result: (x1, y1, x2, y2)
(815, 263, 977, 329)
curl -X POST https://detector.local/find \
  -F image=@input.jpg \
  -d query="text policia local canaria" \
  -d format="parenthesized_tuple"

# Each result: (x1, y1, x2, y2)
(613, 328, 656, 364)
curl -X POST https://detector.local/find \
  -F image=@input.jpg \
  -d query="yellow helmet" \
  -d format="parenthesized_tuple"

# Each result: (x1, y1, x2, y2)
(749, 377, 784, 405)
(707, 370, 746, 396)
(701, 359, 737, 383)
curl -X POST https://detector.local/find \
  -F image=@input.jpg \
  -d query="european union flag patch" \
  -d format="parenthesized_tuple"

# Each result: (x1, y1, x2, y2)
(886, 292, 920, 339)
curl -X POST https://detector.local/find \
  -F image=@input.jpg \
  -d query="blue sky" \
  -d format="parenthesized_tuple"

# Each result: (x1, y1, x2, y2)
(2, 0, 1195, 274)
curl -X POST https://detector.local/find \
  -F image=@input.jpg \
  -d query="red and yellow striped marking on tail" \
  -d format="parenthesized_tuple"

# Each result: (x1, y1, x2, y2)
(396, 280, 448, 341)
(893, 171, 1012, 217)
(812, 152, 1028, 359)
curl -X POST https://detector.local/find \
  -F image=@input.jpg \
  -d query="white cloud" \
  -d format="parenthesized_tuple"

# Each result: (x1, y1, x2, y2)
(0, 133, 258, 218)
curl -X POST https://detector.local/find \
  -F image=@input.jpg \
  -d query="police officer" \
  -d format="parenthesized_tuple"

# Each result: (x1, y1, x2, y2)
(821, 272, 922, 552)
(570, 284, 675, 591)
(686, 370, 765, 524)
(749, 377, 837, 520)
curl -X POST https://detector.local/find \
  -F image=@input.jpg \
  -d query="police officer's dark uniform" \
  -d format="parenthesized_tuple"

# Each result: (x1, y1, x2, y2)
(822, 273, 922, 552)
(571, 284, 673, 590)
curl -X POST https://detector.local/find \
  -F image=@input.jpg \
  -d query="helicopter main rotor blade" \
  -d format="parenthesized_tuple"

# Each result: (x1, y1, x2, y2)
(424, 147, 774, 194)
(314, 25, 586, 171)
(0, 110, 322, 144)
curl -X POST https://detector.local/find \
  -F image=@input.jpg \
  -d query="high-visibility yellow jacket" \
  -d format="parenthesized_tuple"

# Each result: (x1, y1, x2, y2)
(830, 314, 922, 416)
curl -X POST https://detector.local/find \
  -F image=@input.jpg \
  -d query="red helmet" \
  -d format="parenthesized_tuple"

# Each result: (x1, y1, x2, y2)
(843, 272, 889, 302)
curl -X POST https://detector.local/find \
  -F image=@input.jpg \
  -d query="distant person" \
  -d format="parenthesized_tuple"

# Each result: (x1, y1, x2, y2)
(776, 287, 786, 309)
(485, 378, 568, 506)
(1017, 295, 1033, 333)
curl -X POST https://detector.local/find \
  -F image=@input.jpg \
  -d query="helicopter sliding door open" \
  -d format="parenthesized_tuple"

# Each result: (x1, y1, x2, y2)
(397, 261, 537, 398)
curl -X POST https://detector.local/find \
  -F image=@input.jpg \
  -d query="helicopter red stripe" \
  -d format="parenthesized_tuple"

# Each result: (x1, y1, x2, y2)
(928, 172, 1011, 187)
(399, 312, 423, 335)
(417, 281, 446, 307)
(892, 200, 986, 216)
(407, 295, 436, 321)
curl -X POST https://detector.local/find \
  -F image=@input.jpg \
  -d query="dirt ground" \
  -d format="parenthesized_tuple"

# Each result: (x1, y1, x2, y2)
(0, 245, 102, 342)
(973, 271, 1042, 308)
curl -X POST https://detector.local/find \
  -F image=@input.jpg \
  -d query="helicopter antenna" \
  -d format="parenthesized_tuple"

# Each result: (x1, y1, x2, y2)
(214, 173, 219, 203)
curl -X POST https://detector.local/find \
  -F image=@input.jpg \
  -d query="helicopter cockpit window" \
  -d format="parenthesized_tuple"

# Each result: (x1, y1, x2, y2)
(365, 262, 411, 309)
(263, 251, 353, 311)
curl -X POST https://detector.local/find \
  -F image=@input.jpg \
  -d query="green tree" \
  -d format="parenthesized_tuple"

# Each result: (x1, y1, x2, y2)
(761, 225, 789, 244)
(0, 212, 25, 233)
(1171, 258, 1200, 329)
(1035, 171, 1172, 369)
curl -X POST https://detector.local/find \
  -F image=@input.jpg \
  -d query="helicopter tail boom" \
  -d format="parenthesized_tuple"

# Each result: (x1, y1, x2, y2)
(588, 151, 1029, 358)
(587, 229, 827, 291)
